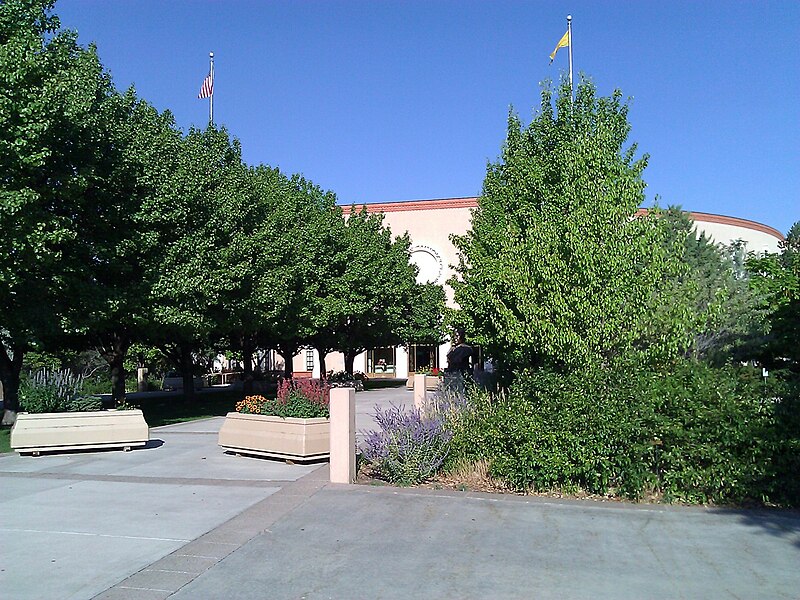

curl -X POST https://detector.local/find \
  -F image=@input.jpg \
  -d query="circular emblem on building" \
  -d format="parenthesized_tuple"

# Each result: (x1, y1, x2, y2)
(409, 245, 444, 284)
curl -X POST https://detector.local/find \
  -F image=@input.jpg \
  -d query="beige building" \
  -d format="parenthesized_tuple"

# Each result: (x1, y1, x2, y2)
(292, 197, 785, 379)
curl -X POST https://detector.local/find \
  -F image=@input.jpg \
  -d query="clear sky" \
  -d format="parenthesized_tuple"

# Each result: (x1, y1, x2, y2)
(56, 0, 799, 235)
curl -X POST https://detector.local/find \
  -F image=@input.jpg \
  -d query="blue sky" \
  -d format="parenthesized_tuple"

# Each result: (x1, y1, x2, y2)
(57, 0, 799, 235)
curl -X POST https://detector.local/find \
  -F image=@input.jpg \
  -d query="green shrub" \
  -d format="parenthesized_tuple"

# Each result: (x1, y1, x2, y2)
(66, 395, 103, 412)
(449, 361, 800, 506)
(19, 377, 65, 413)
(20, 368, 103, 413)
(235, 379, 330, 419)
(450, 366, 652, 497)
(80, 374, 138, 396)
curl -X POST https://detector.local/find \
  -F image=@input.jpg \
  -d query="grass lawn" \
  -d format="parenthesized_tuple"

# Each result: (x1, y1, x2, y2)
(134, 389, 247, 428)
(0, 427, 9, 454)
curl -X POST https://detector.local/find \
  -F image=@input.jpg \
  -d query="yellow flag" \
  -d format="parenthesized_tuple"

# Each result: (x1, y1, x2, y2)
(549, 30, 570, 63)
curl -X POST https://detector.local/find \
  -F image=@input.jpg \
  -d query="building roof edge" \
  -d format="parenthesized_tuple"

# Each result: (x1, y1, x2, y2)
(345, 197, 784, 241)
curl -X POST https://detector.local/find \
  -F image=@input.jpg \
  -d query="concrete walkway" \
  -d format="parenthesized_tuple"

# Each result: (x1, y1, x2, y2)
(1, 386, 799, 599)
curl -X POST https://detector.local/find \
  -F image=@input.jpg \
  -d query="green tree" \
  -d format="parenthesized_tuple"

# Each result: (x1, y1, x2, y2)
(266, 175, 341, 377)
(748, 221, 800, 371)
(654, 206, 768, 364)
(296, 192, 349, 376)
(450, 78, 683, 376)
(327, 208, 421, 375)
(71, 90, 183, 405)
(396, 283, 447, 348)
(216, 166, 328, 384)
(0, 0, 112, 420)
(305, 205, 447, 376)
(146, 126, 244, 400)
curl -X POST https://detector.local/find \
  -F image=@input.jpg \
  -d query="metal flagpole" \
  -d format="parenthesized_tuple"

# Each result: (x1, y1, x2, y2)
(567, 15, 573, 97)
(209, 52, 214, 125)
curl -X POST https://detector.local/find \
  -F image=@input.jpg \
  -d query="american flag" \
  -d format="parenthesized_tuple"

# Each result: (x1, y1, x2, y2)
(198, 73, 213, 99)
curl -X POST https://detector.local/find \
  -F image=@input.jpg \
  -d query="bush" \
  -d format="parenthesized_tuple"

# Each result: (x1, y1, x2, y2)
(449, 361, 800, 506)
(645, 366, 799, 505)
(326, 370, 367, 391)
(80, 374, 138, 396)
(235, 378, 330, 419)
(360, 403, 453, 485)
(449, 367, 650, 497)
(20, 368, 102, 413)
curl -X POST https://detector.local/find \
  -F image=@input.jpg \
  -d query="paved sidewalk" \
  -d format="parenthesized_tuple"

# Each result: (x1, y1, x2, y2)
(2, 386, 799, 599)
(172, 485, 800, 600)
(0, 417, 321, 600)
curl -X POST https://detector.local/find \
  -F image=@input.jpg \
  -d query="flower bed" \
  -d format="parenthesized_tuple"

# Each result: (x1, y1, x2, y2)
(218, 378, 331, 461)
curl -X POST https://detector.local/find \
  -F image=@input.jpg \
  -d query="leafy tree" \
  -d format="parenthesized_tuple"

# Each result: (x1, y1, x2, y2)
(297, 194, 349, 376)
(0, 0, 112, 419)
(748, 221, 800, 371)
(146, 126, 244, 400)
(654, 206, 768, 364)
(327, 208, 421, 374)
(450, 78, 687, 376)
(70, 90, 183, 404)
(396, 283, 447, 347)
(266, 175, 341, 377)
(216, 166, 329, 385)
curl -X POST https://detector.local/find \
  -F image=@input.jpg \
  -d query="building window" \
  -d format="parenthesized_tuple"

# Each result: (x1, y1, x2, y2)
(305, 350, 314, 372)
(367, 347, 396, 375)
(408, 344, 438, 373)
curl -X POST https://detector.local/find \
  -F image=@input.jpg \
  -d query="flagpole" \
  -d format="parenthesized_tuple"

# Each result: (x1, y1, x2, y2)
(209, 52, 214, 125)
(567, 15, 573, 97)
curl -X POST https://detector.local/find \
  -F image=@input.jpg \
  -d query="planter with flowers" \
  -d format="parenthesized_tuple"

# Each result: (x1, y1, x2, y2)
(10, 368, 148, 456)
(326, 370, 368, 392)
(405, 367, 443, 391)
(218, 378, 331, 461)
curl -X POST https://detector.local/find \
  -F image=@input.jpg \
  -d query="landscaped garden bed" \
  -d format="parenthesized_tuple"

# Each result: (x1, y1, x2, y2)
(218, 412, 329, 460)
(11, 409, 148, 455)
(9, 368, 148, 456)
(218, 378, 331, 461)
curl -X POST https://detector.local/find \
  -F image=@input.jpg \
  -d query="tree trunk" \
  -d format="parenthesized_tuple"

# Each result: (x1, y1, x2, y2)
(180, 343, 196, 403)
(316, 347, 328, 379)
(277, 343, 296, 379)
(110, 353, 126, 406)
(344, 350, 358, 376)
(100, 333, 130, 407)
(0, 341, 24, 425)
(242, 336, 255, 395)
(137, 368, 148, 393)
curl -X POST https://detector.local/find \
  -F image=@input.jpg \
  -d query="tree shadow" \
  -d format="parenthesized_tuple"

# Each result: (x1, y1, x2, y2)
(710, 507, 800, 549)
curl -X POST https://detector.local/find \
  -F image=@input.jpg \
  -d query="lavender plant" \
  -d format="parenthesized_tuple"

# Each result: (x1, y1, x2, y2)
(425, 383, 470, 425)
(360, 401, 456, 486)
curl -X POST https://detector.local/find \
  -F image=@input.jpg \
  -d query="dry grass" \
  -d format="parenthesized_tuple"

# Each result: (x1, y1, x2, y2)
(431, 459, 512, 494)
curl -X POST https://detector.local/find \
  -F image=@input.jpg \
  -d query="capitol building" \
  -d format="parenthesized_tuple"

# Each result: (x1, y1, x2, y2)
(289, 197, 784, 379)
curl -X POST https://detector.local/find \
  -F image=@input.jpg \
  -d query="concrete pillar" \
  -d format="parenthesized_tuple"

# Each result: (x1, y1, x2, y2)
(330, 387, 356, 484)
(137, 367, 148, 393)
(413, 374, 428, 410)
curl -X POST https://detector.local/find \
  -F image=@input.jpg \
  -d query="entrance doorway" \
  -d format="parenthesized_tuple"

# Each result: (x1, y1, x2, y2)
(367, 347, 397, 377)
(408, 344, 438, 374)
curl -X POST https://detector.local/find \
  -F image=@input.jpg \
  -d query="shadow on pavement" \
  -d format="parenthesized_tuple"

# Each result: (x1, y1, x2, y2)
(138, 439, 164, 450)
(711, 507, 800, 549)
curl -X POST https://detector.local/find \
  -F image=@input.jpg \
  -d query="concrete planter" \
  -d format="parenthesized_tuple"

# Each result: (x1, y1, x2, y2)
(10, 410, 149, 456)
(406, 373, 442, 391)
(218, 412, 330, 461)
